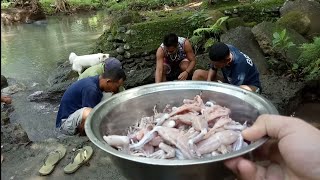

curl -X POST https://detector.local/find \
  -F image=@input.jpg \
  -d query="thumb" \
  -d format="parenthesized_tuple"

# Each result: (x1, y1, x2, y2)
(242, 114, 295, 141)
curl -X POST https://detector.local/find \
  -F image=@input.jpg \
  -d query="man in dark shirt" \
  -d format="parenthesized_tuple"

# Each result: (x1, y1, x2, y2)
(192, 42, 261, 93)
(56, 67, 126, 136)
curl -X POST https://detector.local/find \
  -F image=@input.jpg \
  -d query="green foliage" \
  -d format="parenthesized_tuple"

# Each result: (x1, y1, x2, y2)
(204, 38, 216, 52)
(105, 0, 190, 11)
(188, 16, 228, 54)
(193, 16, 228, 36)
(272, 29, 295, 57)
(297, 37, 320, 80)
(186, 10, 210, 28)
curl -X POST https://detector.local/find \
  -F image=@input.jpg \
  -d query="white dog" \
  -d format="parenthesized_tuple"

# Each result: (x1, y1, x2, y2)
(69, 52, 109, 75)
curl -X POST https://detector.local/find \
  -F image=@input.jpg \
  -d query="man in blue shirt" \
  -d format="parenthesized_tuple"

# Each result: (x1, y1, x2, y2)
(192, 42, 261, 93)
(56, 66, 126, 136)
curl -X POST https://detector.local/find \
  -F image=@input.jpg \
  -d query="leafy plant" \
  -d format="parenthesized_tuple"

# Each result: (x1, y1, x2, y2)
(272, 29, 295, 59)
(189, 16, 228, 54)
(297, 37, 320, 80)
(186, 9, 210, 28)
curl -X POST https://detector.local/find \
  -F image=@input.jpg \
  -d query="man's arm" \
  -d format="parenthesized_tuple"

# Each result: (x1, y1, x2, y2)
(207, 68, 217, 81)
(155, 47, 164, 83)
(184, 39, 196, 74)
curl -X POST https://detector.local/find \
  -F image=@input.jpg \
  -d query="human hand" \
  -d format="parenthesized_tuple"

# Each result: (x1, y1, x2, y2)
(178, 71, 189, 80)
(224, 114, 320, 180)
(1, 95, 12, 104)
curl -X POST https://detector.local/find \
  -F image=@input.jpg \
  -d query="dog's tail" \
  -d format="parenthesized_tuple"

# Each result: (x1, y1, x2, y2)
(69, 52, 77, 64)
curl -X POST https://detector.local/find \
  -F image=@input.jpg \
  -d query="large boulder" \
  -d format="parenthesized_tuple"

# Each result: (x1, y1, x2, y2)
(277, 11, 311, 35)
(260, 74, 305, 115)
(47, 61, 78, 85)
(280, 0, 320, 38)
(124, 67, 155, 89)
(251, 21, 308, 63)
(1, 75, 8, 89)
(221, 26, 269, 75)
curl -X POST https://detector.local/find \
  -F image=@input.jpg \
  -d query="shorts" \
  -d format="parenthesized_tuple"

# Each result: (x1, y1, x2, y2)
(59, 108, 85, 135)
(164, 58, 190, 80)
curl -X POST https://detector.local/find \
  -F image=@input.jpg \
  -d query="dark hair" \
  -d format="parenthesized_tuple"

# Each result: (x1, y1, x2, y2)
(102, 67, 126, 81)
(208, 42, 230, 62)
(163, 33, 178, 47)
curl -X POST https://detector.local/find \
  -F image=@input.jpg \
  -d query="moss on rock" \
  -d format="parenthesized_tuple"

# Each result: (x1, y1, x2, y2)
(94, 12, 197, 56)
(226, 17, 245, 30)
(277, 11, 311, 35)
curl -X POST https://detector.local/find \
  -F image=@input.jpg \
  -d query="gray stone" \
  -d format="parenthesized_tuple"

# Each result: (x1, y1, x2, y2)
(1, 75, 8, 89)
(221, 26, 269, 74)
(124, 44, 130, 50)
(251, 21, 307, 63)
(1, 111, 10, 125)
(135, 58, 143, 64)
(124, 68, 154, 89)
(116, 55, 124, 61)
(47, 61, 78, 86)
(1, 123, 30, 144)
(260, 74, 305, 115)
(28, 80, 75, 102)
(116, 46, 125, 55)
(280, 0, 320, 38)
(1, 84, 26, 95)
(113, 42, 122, 49)
(224, 10, 232, 16)
(142, 52, 149, 56)
(124, 51, 131, 59)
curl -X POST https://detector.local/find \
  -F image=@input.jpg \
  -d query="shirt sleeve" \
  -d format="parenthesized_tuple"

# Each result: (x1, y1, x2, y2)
(82, 86, 101, 108)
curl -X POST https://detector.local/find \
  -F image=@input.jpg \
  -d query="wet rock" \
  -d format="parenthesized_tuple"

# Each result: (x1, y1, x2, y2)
(124, 44, 130, 50)
(47, 61, 78, 85)
(1, 123, 30, 144)
(221, 26, 269, 74)
(1, 84, 26, 95)
(124, 51, 131, 59)
(142, 52, 149, 56)
(280, 0, 320, 38)
(251, 21, 307, 63)
(124, 68, 154, 89)
(116, 46, 125, 55)
(113, 42, 122, 48)
(1, 75, 8, 89)
(28, 80, 74, 103)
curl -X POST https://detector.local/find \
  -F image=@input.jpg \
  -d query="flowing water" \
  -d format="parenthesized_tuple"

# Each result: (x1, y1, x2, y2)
(1, 11, 110, 141)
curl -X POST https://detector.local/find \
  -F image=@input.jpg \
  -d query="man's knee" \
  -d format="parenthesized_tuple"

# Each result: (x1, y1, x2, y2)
(82, 107, 92, 121)
(180, 59, 190, 71)
(192, 69, 207, 80)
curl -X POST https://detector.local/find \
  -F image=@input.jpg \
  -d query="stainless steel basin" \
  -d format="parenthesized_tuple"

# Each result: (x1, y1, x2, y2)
(85, 81, 278, 180)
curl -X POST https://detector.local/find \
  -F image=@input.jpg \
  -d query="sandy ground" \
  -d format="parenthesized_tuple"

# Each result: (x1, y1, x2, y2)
(1, 136, 126, 180)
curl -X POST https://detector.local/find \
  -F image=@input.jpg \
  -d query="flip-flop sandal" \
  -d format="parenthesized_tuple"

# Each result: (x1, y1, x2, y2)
(64, 146, 93, 174)
(39, 146, 66, 176)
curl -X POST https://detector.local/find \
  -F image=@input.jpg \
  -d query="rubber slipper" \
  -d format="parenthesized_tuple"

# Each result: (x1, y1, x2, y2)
(64, 146, 93, 174)
(39, 146, 66, 176)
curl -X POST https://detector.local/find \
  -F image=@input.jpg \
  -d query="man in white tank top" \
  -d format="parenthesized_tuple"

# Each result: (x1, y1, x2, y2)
(155, 33, 196, 82)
